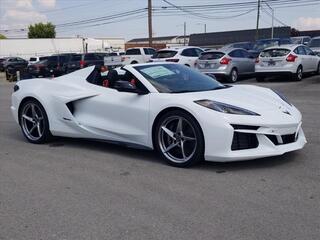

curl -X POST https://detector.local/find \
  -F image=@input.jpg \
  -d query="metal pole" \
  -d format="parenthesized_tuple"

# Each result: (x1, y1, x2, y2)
(184, 22, 186, 46)
(148, 0, 153, 47)
(204, 24, 207, 33)
(271, 9, 274, 38)
(255, 0, 261, 40)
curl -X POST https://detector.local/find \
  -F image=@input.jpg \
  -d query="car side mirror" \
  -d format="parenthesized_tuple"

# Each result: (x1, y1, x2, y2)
(115, 80, 148, 95)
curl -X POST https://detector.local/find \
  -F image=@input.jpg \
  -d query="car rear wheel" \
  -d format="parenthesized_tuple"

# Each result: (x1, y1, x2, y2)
(293, 65, 303, 81)
(131, 61, 138, 64)
(316, 62, 320, 75)
(228, 68, 238, 83)
(155, 110, 204, 167)
(19, 100, 52, 144)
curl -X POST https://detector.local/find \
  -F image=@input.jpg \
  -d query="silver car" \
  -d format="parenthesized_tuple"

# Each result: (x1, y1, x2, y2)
(309, 36, 320, 56)
(196, 48, 255, 82)
(255, 44, 320, 81)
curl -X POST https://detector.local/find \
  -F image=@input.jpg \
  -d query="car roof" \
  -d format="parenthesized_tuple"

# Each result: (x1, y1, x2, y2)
(158, 46, 201, 51)
(264, 44, 301, 50)
(311, 36, 320, 40)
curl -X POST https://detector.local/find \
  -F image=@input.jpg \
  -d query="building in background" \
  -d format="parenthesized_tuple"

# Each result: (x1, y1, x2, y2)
(126, 35, 190, 50)
(189, 27, 291, 48)
(0, 37, 125, 59)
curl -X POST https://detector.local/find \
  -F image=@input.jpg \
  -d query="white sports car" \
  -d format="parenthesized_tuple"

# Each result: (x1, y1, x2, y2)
(11, 63, 306, 167)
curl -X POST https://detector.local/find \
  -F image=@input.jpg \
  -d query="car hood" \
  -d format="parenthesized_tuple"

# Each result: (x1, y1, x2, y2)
(173, 85, 293, 114)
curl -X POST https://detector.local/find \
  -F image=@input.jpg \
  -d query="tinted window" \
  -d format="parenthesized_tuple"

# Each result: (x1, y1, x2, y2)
(126, 49, 141, 55)
(240, 49, 250, 58)
(304, 46, 313, 55)
(109, 53, 118, 56)
(144, 48, 156, 55)
(39, 56, 48, 61)
(84, 54, 98, 60)
(294, 46, 306, 55)
(59, 55, 68, 63)
(309, 39, 320, 48)
(199, 52, 225, 60)
(291, 37, 302, 44)
(153, 50, 177, 58)
(70, 55, 81, 61)
(279, 39, 292, 44)
(181, 48, 198, 57)
(134, 64, 224, 93)
(229, 50, 243, 58)
(47, 56, 58, 62)
(29, 57, 37, 61)
(261, 48, 291, 57)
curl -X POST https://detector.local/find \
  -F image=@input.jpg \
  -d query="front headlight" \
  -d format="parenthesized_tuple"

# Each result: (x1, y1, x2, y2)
(272, 89, 292, 106)
(195, 100, 260, 115)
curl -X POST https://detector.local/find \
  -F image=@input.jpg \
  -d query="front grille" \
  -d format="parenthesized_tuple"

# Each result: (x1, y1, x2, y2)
(231, 125, 260, 130)
(282, 133, 296, 144)
(266, 133, 296, 145)
(231, 132, 259, 151)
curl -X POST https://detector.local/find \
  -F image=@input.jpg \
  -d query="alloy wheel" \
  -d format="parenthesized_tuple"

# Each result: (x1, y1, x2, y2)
(21, 103, 45, 141)
(158, 116, 197, 163)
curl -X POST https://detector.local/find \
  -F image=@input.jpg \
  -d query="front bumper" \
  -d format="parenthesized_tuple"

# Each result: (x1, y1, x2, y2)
(204, 123, 306, 162)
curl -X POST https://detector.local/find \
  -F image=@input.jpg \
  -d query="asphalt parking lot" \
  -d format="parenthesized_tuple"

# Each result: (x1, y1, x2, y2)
(0, 73, 319, 240)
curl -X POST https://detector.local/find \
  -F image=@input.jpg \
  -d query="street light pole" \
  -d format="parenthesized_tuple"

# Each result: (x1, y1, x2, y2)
(148, 0, 153, 47)
(264, 1, 274, 39)
(184, 22, 186, 46)
(255, 0, 261, 40)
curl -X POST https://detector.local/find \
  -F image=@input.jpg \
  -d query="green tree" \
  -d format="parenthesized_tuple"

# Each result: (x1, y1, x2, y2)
(0, 34, 6, 39)
(28, 22, 56, 38)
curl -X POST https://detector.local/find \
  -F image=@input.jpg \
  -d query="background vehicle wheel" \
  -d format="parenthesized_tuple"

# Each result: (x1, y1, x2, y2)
(131, 61, 138, 64)
(228, 68, 238, 83)
(19, 100, 52, 144)
(185, 64, 190, 67)
(154, 110, 204, 167)
(293, 65, 303, 81)
(256, 76, 265, 82)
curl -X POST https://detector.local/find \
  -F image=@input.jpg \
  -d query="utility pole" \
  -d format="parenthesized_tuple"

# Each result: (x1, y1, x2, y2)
(148, 0, 153, 47)
(255, 0, 261, 40)
(204, 23, 207, 34)
(264, 1, 274, 38)
(183, 22, 186, 46)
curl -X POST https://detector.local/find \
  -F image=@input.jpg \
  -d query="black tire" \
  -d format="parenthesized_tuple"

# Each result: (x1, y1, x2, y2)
(185, 64, 190, 67)
(293, 65, 303, 81)
(131, 61, 138, 64)
(256, 76, 265, 82)
(228, 68, 238, 83)
(154, 110, 204, 167)
(316, 62, 320, 75)
(19, 99, 52, 144)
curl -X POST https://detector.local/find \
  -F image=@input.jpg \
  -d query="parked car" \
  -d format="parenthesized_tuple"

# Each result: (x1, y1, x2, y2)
(121, 47, 156, 65)
(0, 57, 9, 72)
(2, 57, 28, 73)
(66, 53, 105, 73)
(250, 38, 292, 58)
(151, 46, 204, 68)
(309, 36, 320, 56)
(196, 48, 255, 82)
(12, 63, 306, 167)
(28, 54, 78, 77)
(291, 36, 311, 45)
(28, 56, 48, 66)
(221, 41, 254, 51)
(255, 44, 320, 81)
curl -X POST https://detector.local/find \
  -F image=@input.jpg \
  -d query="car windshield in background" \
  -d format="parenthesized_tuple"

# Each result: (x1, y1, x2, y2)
(260, 49, 290, 57)
(39, 56, 48, 61)
(134, 64, 225, 93)
(291, 37, 302, 44)
(309, 39, 320, 48)
(70, 55, 81, 61)
(199, 52, 225, 60)
(254, 40, 278, 51)
(153, 50, 177, 59)
(29, 57, 37, 61)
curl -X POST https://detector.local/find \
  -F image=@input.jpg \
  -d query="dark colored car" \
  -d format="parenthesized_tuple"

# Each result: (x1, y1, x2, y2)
(223, 41, 254, 51)
(0, 58, 8, 72)
(2, 57, 28, 73)
(249, 38, 293, 58)
(28, 54, 78, 77)
(66, 53, 105, 73)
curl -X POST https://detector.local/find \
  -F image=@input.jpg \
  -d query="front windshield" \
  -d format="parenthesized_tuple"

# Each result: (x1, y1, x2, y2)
(309, 39, 320, 48)
(291, 37, 302, 44)
(134, 64, 225, 93)
(254, 40, 278, 51)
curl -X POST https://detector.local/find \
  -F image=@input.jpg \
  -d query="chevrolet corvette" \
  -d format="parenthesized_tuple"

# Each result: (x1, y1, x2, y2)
(11, 63, 306, 167)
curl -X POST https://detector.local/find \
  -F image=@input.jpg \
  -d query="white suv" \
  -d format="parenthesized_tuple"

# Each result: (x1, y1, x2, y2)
(122, 47, 156, 65)
(255, 44, 320, 81)
(150, 46, 204, 68)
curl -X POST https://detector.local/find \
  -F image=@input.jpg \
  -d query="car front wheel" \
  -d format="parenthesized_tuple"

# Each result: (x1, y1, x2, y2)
(155, 110, 204, 167)
(19, 100, 52, 144)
